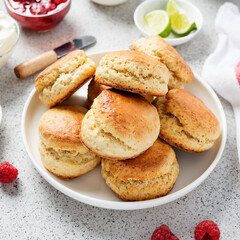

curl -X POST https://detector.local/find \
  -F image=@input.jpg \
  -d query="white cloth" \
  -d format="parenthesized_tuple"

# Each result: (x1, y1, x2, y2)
(202, 2, 240, 162)
(202, 2, 240, 107)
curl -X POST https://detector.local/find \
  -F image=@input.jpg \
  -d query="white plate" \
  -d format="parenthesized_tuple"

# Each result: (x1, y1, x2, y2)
(22, 51, 227, 210)
(134, 0, 203, 46)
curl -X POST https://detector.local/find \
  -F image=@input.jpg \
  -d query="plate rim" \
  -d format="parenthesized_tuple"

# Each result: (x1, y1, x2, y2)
(21, 50, 227, 210)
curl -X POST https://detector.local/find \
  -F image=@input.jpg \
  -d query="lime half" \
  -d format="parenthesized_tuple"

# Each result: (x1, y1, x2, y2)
(144, 10, 171, 38)
(170, 12, 197, 36)
(167, 0, 180, 16)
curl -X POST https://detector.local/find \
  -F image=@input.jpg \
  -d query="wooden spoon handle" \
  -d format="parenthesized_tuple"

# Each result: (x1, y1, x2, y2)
(14, 50, 58, 79)
(233, 106, 240, 163)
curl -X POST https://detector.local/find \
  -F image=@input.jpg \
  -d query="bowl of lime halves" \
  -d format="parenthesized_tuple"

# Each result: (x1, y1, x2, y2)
(134, 0, 203, 46)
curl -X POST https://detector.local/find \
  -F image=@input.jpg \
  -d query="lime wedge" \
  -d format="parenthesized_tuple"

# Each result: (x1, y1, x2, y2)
(170, 12, 197, 36)
(167, 0, 180, 16)
(144, 10, 171, 38)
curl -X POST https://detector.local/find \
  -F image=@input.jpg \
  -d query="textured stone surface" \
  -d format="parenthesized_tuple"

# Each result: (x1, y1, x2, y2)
(0, 0, 240, 239)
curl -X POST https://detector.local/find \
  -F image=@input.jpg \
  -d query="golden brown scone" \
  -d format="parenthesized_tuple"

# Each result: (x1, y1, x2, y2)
(153, 89, 221, 152)
(101, 138, 179, 201)
(95, 50, 169, 96)
(130, 35, 194, 89)
(35, 50, 96, 108)
(87, 79, 154, 108)
(87, 79, 110, 108)
(39, 105, 101, 179)
(80, 89, 160, 160)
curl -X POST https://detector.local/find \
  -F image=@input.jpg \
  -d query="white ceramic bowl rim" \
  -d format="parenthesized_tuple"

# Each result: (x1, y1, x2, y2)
(91, 0, 127, 6)
(0, 18, 20, 57)
(4, 0, 71, 18)
(21, 51, 227, 210)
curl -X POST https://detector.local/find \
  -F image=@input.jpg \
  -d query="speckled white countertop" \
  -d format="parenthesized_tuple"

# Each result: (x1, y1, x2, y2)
(0, 0, 239, 239)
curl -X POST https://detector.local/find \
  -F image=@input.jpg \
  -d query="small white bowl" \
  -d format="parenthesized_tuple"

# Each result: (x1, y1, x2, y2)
(91, 0, 127, 6)
(0, 20, 20, 69)
(134, 0, 203, 46)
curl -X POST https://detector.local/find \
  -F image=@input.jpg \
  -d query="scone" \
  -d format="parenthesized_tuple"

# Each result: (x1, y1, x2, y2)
(35, 50, 96, 108)
(101, 138, 179, 201)
(153, 89, 221, 152)
(39, 105, 101, 179)
(80, 89, 160, 160)
(131, 35, 194, 90)
(94, 50, 169, 96)
(87, 79, 110, 108)
(87, 78, 154, 107)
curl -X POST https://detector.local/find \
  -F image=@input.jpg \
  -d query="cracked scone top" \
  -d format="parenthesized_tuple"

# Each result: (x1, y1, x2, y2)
(153, 89, 221, 152)
(35, 50, 96, 108)
(94, 50, 169, 96)
(39, 105, 101, 179)
(101, 138, 179, 201)
(80, 89, 160, 160)
(131, 35, 194, 90)
(87, 78, 154, 108)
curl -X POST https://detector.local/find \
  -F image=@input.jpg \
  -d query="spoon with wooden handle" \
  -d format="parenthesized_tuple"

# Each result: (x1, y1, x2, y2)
(14, 36, 96, 79)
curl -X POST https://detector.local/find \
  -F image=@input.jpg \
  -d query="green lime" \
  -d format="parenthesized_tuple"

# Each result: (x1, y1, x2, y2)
(166, 0, 180, 16)
(170, 12, 197, 36)
(144, 10, 171, 38)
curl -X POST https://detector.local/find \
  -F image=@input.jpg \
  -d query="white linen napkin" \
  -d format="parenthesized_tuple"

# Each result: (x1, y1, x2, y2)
(202, 2, 240, 162)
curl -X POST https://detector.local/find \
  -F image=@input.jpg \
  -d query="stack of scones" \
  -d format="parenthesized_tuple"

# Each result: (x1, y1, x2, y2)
(36, 36, 221, 201)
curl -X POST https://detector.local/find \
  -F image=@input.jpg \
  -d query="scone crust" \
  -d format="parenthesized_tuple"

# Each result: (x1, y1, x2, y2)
(154, 89, 221, 152)
(80, 89, 160, 160)
(39, 105, 88, 152)
(39, 105, 100, 179)
(87, 79, 154, 108)
(87, 79, 111, 108)
(95, 50, 169, 96)
(35, 50, 96, 108)
(39, 138, 100, 179)
(131, 35, 193, 84)
(101, 139, 179, 201)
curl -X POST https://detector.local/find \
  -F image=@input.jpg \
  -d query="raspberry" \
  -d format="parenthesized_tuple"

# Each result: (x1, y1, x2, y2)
(41, 0, 57, 12)
(30, 2, 47, 15)
(12, 2, 27, 13)
(0, 162, 18, 183)
(151, 225, 179, 240)
(194, 220, 220, 240)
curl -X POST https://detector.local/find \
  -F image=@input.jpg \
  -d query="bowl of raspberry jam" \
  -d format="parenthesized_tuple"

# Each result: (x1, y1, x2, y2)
(4, 0, 71, 31)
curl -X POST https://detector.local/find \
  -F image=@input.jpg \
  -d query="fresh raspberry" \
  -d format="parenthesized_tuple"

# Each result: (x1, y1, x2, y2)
(194, 220, 220, 240)
(30, 2, 47, 15)
(12, 2, 27, 13)
(41, 0, 57, 12)
(0, 162, 18, 183)
(151, 225, 179, 240)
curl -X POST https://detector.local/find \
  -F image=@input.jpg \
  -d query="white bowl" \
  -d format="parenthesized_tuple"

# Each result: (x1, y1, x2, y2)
(22, 51, 226, 210)
(134, 0, 203, 46)
(0, 20, 20, 69)
(91, 0, 127, 6)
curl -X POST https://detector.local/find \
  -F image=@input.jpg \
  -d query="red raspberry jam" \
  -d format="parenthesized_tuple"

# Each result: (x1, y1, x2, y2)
(5, 0, 71, 31)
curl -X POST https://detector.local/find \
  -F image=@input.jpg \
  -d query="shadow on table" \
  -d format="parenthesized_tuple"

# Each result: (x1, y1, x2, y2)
(0, 179, 21, 196)
(20, 18, 77, 51)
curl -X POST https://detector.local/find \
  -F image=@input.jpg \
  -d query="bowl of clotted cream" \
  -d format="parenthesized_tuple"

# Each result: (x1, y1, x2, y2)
(0, 11, 20, 69)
